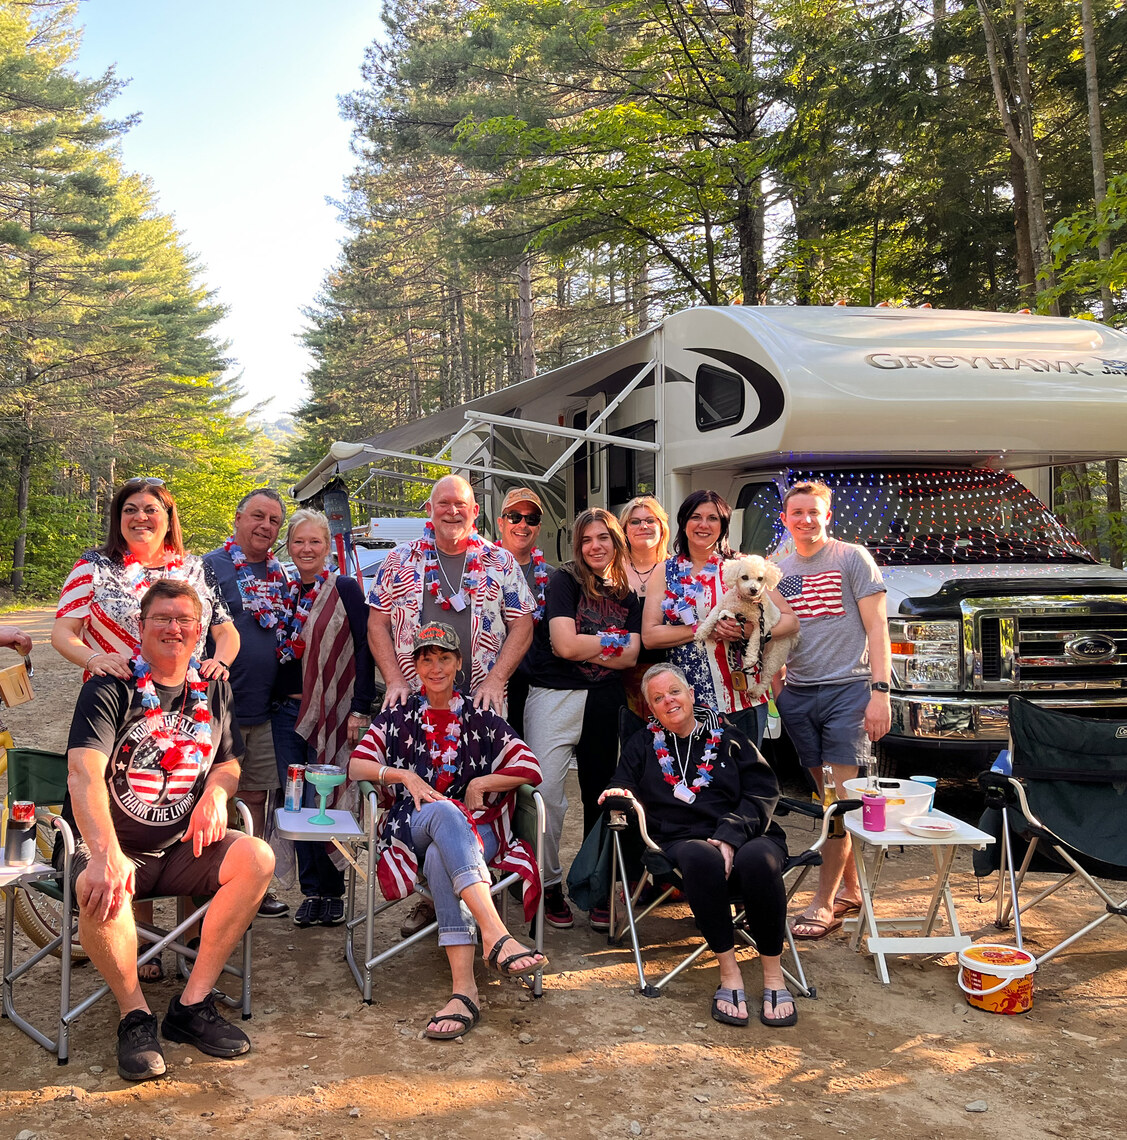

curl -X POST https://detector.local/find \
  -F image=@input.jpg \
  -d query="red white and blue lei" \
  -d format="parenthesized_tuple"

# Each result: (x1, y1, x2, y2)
(420, 523, 485, 610)
(649, 716, 721, 793)
(599, 627, 631, 657)
(133, 654, 212, 771)
(276, 569, 330, 664)
(418, 687, 464, 794)
(662, 554, 722, 630)
(530, 547, 549, 624)
(121, 550, 184, 599)
(224, 536, 288, 629)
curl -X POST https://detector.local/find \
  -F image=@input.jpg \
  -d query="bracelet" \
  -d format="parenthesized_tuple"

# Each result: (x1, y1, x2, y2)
(376, 765, 386, 785)
(85, 651, 101, 669)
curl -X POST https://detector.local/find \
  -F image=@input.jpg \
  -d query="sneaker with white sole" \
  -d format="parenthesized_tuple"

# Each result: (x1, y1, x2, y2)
(543, 885, 574, 930)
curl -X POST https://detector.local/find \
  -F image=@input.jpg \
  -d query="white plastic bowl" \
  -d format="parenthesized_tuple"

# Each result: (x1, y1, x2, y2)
(842, 778, 935, 829)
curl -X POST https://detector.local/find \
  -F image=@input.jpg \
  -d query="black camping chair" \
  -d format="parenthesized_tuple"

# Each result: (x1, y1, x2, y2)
(606, 708, 861, 999)
(979, 696, 1127, 967)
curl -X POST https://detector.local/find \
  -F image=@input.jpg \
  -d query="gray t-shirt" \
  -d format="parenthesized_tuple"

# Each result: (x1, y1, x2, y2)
(776, 539, 885, 686)
(419, 548, 475, 689)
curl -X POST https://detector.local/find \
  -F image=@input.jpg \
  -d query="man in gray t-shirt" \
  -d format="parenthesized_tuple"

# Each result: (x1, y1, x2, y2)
(774, 481, 892, 941)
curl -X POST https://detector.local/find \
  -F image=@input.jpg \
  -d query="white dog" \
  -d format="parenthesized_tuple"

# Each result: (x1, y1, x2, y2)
(694, 555, 797, 701)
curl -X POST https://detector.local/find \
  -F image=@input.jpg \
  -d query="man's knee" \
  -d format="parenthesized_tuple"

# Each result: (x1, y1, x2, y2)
(219, 835, 274, 888)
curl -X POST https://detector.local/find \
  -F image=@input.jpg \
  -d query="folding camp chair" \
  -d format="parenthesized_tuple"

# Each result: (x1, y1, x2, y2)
(2, 748, 256, 1064)
(345, 781, 547, 1002)
(979, 696, 1127, 967)
(605, 791, 860, 999)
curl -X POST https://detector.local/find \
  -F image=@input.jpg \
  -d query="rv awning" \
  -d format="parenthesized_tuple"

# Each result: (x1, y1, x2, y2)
(291, 334, 656, 501)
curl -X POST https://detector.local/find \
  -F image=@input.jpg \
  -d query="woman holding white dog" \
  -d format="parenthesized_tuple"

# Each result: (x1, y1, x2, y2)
(642, 490, 798, 747)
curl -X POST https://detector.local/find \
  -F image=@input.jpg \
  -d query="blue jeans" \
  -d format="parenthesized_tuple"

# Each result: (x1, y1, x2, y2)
(409, 799, 499, 947)
(272, 697, 345, 899)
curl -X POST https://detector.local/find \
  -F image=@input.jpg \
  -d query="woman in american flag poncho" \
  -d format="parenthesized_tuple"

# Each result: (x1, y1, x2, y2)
(349, 621, 546, 1040)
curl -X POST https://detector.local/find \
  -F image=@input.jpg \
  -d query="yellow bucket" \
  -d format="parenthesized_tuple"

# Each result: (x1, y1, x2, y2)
(957, 944, 1036, 1014)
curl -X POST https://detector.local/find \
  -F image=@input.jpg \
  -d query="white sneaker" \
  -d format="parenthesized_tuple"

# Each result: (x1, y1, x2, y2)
(399, 898, 436, 938)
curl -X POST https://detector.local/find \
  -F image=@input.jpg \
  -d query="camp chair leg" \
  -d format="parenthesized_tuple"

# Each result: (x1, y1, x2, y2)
(611, 830, 660, 997)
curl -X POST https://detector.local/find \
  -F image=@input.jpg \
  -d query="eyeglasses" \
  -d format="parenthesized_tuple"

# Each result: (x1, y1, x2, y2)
(122, 505, 165, 517)
(628, 517, 659, 528)
(143, 615, 200, 629)
(122, 477, 165, 490)
(503, 510, 542, 526)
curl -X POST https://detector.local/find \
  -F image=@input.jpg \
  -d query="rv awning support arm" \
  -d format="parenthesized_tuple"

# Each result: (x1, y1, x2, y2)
(344, 444, 558, 484)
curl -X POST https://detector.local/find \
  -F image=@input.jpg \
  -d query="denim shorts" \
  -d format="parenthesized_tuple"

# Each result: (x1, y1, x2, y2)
(775, 679, 872, 769)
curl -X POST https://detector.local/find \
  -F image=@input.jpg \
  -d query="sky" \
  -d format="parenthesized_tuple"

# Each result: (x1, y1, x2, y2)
(74, 0, 385, 419)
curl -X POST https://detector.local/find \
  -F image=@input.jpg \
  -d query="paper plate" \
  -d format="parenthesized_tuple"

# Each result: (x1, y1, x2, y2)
(902, 816, 957, 838)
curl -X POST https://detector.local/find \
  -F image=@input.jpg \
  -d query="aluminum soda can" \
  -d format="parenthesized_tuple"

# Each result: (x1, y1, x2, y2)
(284, 765, 306, 812)
(4, 800, 36, 866)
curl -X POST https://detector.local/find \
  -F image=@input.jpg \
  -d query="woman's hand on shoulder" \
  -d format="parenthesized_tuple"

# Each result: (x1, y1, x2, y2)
(87, 651, 133, 680)
(197, 657, 230, 682)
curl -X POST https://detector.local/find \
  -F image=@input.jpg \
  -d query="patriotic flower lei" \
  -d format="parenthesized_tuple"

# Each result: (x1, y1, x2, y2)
(649, 717, 722, 793)
(530, 547, 549, 624)
(599, 627, 630, 657)
(418, 687, 464, 794)
(420, 522, 485, 611)
(224, 537, 288, 629)
(121, 550, 185, 600)
(662, 554, 722, 631)
(276, 570, 330, 664)
(133, 654, 212, 772)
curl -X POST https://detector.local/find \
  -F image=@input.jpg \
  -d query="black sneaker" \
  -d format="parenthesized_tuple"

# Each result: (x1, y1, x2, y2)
(543, 885, 574, 930)
(162, 993, 251, 1058)
(294, 896, 320, 927)
(117, 1009, 166, 1081)
(318, 897, 345, 926)
(257, 890, 289, 918)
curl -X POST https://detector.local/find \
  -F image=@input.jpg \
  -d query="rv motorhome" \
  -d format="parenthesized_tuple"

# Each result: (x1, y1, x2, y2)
(294, 305, 1127, 771)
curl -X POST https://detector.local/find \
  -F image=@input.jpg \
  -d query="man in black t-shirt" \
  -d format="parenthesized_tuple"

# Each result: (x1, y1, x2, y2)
(64, 581, 274, 1081)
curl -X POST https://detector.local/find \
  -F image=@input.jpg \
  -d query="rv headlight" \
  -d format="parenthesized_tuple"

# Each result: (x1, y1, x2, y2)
(888, 619, 961, 691)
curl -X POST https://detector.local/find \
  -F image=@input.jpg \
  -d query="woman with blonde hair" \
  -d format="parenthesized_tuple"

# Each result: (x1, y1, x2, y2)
(618, 495, 670, 716)
(522, 507, 642, 930)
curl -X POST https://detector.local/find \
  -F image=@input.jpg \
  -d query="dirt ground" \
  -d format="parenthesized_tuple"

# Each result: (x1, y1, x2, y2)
(1, 605, 1124, 1140)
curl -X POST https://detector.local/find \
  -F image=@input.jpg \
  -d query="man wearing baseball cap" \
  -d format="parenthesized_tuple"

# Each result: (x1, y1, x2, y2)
(496, 487, 552, 737)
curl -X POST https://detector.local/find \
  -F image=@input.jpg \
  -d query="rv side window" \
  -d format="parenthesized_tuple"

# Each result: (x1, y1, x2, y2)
(608, 421, 657, 504)
(695, 365, 744, 432)
(736, 482, 783, 556)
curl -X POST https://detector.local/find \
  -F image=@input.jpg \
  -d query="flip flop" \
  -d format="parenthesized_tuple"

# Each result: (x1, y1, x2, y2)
(832, 897, 863, 919)
(424, 993, 480, 1040)
(790, 915, 843, 940)
(760, 987, 798, 1028)
(138, 952, 165, 983)
(711, 986, 749, 1027)
(486, 934, 548, 983)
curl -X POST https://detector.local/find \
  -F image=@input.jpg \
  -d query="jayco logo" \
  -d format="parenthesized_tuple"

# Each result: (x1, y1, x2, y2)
(1116, 726, 1127, 739)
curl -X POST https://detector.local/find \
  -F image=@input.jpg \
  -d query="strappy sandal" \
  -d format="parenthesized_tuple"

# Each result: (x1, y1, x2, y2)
(486, 934, 548, 983)
(760, 986, 798, 1028)
(138, 952, 165, 984)
(711, 986, 749, 1027)
(424, 993, 480, 1040)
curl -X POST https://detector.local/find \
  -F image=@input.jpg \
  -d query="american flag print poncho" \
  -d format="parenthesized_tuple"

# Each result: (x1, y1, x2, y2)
(350, 694, 543, 921)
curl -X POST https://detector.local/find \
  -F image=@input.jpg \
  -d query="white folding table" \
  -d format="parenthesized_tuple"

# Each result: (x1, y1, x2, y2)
(845, 810, 994, 984)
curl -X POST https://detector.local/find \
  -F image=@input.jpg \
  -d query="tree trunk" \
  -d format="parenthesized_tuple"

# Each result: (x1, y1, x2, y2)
(1069, 463, 1100, 556)
(1107, 459, 1124, 569)
(517, 252, 536, 380)
(1082, 0, 1114, 320)
(1009, 150, 1036, 300)
(11, 420, 32, 592)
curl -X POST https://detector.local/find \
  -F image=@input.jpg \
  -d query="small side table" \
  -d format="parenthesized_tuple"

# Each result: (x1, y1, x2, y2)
(273, 808, 364, 843)
(844, 810, 994, 984)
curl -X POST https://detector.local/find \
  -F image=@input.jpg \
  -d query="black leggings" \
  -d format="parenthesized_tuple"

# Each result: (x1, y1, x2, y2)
(576, 679, 626, 839)
(664, 836, 788, 956)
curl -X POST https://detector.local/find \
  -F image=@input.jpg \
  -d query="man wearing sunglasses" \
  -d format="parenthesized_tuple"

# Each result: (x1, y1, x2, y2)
(496, 488, 552, 737)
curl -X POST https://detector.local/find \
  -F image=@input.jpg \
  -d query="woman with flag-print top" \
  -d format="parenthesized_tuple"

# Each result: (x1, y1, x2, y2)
(641, 490, 798, 749)
(271, 508, 376, 930)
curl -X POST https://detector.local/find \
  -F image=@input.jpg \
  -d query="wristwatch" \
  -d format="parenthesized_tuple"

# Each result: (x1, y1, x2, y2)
(870, 681, 891, 693)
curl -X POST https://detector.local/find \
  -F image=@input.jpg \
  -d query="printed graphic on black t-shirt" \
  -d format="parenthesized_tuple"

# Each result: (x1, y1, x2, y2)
(111, 707, 206, 826)
(575, 594, 635, 682)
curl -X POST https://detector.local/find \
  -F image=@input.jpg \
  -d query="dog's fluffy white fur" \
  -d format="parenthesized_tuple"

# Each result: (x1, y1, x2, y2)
(694, 555, 797, 701)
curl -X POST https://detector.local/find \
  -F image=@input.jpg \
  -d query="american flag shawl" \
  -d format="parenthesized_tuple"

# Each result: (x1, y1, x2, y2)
(350, 694, 543, 921)
(367, 538, 535, 694)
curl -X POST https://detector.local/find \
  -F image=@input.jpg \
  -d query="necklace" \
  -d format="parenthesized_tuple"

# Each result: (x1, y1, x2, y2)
(121, 551, 185, 601)
(649, 716, 721, 794)
(629, 558, 659, 597)
(662, 554, 722, 630)
(417, 687, 464, 793)
(277, 571, 330, 663)
(224, 537, 288, 629)
(420, 523, 485, 611)
(133, 654, 212, 773)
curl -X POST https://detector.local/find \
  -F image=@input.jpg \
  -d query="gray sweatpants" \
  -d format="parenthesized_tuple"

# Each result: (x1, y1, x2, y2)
(523, 686, 587, 888)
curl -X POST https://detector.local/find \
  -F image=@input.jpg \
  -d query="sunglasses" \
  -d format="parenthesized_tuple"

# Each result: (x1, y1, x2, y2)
(503, 510, 542, 526)
(122, 477, 165, 490)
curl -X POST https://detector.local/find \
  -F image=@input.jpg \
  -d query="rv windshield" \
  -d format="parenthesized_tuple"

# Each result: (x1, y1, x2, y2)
(743, 469, 1096, 566)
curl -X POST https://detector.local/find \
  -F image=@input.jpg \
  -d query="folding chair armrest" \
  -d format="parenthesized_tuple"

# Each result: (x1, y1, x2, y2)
(776, 796, 821, 820)
(978, 769, 1015, 810)
(232, 797, 254, 838)
(603, 793, 662, 852)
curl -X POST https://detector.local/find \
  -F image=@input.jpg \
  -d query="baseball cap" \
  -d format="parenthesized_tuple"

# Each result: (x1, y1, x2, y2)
(500, 487, 543, 514)
(412, 621, 461, 656)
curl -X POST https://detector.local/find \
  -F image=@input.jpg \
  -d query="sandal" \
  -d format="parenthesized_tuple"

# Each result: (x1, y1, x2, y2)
(137, 952, 165, 983)
(832, 896, 862, 919)
(486, 934, 548, 983)
(711, 986, 749, 1027)
(790, 915, 843, 940)
(424, 993, 480, 1040)
(760, 987, 798, 1028)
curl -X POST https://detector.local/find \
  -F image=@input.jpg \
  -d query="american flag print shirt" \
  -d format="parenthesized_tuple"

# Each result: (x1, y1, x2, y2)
(777, 570, 847, 620)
